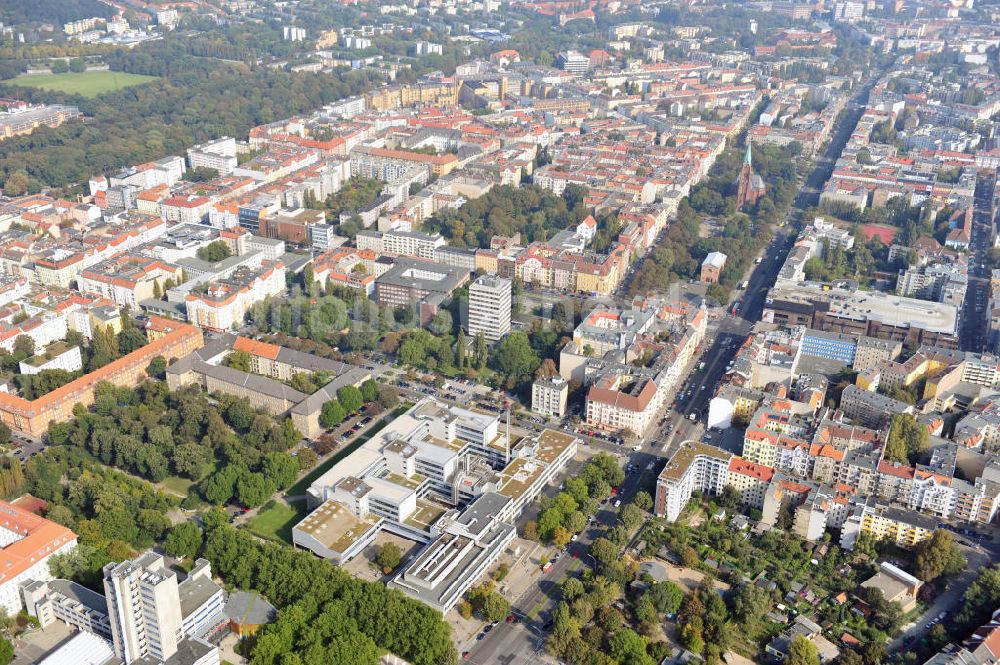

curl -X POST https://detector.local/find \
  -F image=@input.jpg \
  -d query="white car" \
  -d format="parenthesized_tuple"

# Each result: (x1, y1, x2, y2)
(632, 444, 642, 452)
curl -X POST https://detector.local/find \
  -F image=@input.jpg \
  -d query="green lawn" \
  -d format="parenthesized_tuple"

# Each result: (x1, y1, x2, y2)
(160, 475, 195, 497)
(246, 499, 307, 544)
(12, 71, 158, 98)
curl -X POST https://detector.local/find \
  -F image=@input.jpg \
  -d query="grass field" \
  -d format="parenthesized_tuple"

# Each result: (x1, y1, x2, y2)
(12, 71, 158, 98)
(246, 499, 307, 544)
(160, 475, 195, 497)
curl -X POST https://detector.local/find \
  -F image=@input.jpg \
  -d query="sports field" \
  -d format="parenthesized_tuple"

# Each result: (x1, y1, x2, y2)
(12, 71, 157, 98)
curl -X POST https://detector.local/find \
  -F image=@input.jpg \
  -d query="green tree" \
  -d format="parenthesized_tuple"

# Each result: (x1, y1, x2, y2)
(647, 581, 684, 616)
(224, 350, 252, 373)
(619, 503, 643, 531)
(2, 171, 28, 197)
(320, 400, 346, 428)
(561, 577, 585, 601)
(0, 636, 12, 665)
(377, 384, 399, 410)
(455, 328, 467, 368)
(473, 332, 488, 369)
(375, 542, 402, 572)
(633, 491, 653, 511)
(88, 325, 119, 371)
(609, 628, 653, 665)
(590, 538, 618, 568)
(913, 529, 965, 582)
(263, 453, 299, 491)
(146, 355, 167, 378)
(481, 591, 510, 622)
(337, 385, 363, 414)
(165, 522, 203, 559)
(236, 472, 273, 508)
(787, 635, 820, 665)
(491, 332, 540, 386)
(429, 310, 453, 335)
(196, 240, 232, 263)
(173, 443, 210, 479)
(360, 379, 378, 403)
(956, 564, 1000, 630)
(884, 413, 928, 464)
(678, 615, 704, 654)
(547, 602, 580, 656)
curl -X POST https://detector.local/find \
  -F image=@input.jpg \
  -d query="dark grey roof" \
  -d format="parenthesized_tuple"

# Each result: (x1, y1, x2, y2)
(39, 579, 108, 614)
(177, 575, 222, 619)
(132, 637, 216, 665)
(224, 591, 276, 627)
(193, 360, 308, 403)
(453, 491, 510, 536)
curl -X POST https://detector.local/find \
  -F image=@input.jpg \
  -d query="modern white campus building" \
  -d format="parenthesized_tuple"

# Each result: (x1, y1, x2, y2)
(294, 398, 578, 611)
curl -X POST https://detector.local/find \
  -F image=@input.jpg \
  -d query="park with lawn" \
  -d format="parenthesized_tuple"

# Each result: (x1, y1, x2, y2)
(246, 499, 307, 544)
(12, 70, 157, 98)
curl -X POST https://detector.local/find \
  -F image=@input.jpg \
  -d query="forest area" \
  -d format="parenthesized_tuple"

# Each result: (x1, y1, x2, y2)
(0, 38, 385, 194)
(0, 0, 113, 26)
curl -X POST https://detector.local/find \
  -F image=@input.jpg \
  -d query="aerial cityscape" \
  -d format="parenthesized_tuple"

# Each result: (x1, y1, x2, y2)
(0, 0, 998, 664)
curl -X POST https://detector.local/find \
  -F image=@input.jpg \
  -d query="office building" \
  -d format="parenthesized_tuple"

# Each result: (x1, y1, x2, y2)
(467, 275, 511, 342)
(388, 492, 516, 613)
(557, 50, 590, 73)
(374, 259, 469, 322)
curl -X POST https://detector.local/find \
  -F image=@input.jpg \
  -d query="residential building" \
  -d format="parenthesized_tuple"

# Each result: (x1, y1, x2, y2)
(78, 255, 183, 310)
(467, 275, 511, 342)
(839, 385, 915, 428)
(185, 262, 286, 332)
(187, 137, 238, 176)
(0, 318, 202, 436)
(0, 500, 77, 615)
(855, 502, 936, 549)
(655, 441, 733, 522)
(586, 371, 662, 435)
(532, 375, 568, 417)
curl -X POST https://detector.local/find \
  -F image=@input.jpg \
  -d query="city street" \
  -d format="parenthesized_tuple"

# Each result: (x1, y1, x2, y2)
(462, 444, 657, 664)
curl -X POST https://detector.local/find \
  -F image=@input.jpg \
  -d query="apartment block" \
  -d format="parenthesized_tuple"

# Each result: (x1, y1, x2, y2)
(655, 441, 733, 522)
(185, 261, 286, 331)
(0, 317, 203, 436)
(532, 375, 568, 417)
(0, 501, 77, 615)
(78, 255, 183, 310)
(467, 274, 511, 342)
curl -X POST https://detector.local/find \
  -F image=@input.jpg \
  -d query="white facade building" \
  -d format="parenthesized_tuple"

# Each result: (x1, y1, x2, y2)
(467, 275, 512, 342)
